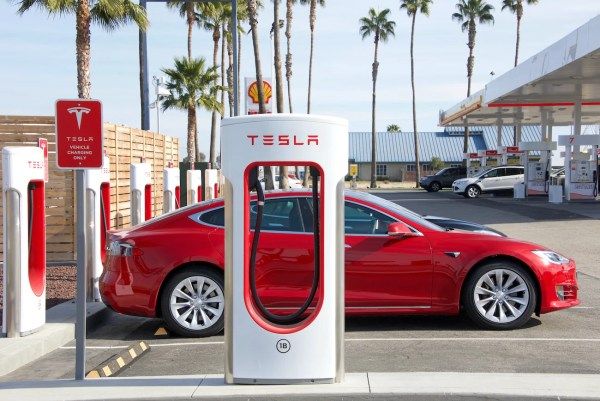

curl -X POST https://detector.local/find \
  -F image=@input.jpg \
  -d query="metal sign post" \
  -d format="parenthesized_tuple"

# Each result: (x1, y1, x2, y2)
(55, 99, 104, 381)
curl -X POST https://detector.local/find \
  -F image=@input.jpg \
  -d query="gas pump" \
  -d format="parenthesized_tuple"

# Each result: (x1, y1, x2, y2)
(204, 169, 220, 200)
(130, 162, 152, 225)
(83, 155, 111, 301)
(465, 152, 481, 177)
(186, 170, 203, 205)
(559, 135, 600, 201)
(163, 166, 180, 213)
(2, 147, 46, 337)
(479, 149, 500, 169)
(221, 114, 347, 384)
(519, 142, 556, 196)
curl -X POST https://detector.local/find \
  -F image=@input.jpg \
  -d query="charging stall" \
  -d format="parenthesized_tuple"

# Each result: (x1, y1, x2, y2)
(204, 169, 220, 200)
(465, 152, 482, 177)
(83, 155, 111, 301)
(559, 135, 600, 201)
(186, 170, 203, 205)
(163, 166, 180, 213)
(2, 147, 46, 337)
(221, 114, 347, 384)
(131, 162, 152, 225)
(520, 142, 557, 197)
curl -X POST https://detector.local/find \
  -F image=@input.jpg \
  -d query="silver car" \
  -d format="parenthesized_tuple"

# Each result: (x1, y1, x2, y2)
(452, 166, 525, 198)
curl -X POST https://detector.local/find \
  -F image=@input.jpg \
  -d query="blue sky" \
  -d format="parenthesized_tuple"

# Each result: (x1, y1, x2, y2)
(1, 1, 598, 156)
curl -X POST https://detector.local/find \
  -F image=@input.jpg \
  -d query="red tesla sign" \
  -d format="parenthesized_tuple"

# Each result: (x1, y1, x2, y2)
(55, 99, 103, 169)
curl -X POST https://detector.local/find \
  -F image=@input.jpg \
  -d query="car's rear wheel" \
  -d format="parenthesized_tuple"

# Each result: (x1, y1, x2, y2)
(429, 182, 442, 192)
(161, 267, 225, 337)
(465, 185, 481, 198)
(463, 261, 536, 330)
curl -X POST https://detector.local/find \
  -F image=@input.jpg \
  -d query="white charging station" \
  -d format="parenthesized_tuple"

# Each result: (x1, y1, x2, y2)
(204, 169, 220, 200)
(131, 162, 152, 225)
(83, 155, 111, 301)
(221, 114, 348, 384)
(520, 141, 557, 197)
(2, 146, 46, 337)
(559, 135, 600, 201)
(163, 167, 180, 213)
(186, 170, 203, 205)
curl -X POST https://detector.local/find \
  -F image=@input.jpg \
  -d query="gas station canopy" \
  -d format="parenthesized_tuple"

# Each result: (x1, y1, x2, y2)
(440, 15, 600, 127)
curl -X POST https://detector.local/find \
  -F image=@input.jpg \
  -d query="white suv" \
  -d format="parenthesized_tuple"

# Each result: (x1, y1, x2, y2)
(452, 166, 525, 198)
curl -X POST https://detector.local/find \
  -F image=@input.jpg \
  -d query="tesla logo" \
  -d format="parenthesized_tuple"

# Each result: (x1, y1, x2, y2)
(67, 106, 91, 129)
(247, 134, 319, 146)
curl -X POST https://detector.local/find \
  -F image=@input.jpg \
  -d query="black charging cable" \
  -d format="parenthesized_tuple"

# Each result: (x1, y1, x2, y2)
(248, 167, 320, 324)
(28, 183, 35, 250)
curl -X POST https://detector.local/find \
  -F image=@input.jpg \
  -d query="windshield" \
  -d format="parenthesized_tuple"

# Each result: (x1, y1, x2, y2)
(347, 191, 443, 231)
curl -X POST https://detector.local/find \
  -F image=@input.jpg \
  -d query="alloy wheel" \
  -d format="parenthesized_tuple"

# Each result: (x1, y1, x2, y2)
(467, 186, 480, 198)
(430, 182, 441, 192)
(169, 275, 224, 331)
(473, 269, 530, 324)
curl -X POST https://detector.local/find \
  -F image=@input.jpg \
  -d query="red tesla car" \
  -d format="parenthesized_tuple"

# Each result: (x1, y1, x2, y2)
(100, 190, 579, 337)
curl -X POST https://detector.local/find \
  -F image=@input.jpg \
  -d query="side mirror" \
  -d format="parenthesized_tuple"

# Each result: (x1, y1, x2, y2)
(387, 222, 418, 239)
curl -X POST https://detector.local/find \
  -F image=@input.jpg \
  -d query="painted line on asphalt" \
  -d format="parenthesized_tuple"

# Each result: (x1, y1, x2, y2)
(60, 337, 600, 350)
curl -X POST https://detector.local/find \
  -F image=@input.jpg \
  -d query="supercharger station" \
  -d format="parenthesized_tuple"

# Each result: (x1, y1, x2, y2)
(2, 146, 46, 337)
(130, 162, 152, 225)
(163, 166, 180, 213)
(221, 114, 347, 384)
(465, 152, 482, 177)
(520, 141, 557, 197)
(187, 170, 203, 205)
(83, 155, 111, 301)
(205, 169, 220, 200)
(559, 135, 600, 201)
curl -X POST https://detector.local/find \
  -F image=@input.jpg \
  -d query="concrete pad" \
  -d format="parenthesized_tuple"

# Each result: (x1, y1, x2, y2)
(192, 373, 369, 398)
(0, 301, 108, 376)
(0, 375, 204, 401)
(368, 372, 600, 399)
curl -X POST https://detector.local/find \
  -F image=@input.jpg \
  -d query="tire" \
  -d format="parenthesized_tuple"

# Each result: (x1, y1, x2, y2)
(429, 182, 442, 192)
(465, 185, 481, 198)
(463, 261, 537, 330)
(161, 266, 225, 337)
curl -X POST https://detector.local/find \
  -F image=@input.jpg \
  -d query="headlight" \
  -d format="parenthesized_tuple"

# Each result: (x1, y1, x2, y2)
(532, 250, 569, 265)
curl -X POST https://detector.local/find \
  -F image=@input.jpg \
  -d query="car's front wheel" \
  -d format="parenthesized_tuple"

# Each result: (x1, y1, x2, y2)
(429, 181, 442, 192)
(465, 185, 481, 198)
(161, 267, 225, 337)
(463, 261, 536, 330)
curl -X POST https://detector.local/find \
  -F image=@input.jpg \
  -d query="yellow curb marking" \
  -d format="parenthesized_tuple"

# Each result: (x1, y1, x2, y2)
(140, 342, 147, 351)
(154, 327, 168, 336)
(102, 366, 112, 377)
(129, 348, 137, 358)
(116, 357, 125, 368)
(86, 370, 100, 378)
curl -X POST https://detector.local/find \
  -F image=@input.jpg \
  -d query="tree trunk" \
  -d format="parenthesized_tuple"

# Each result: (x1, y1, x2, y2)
(515, 15, 521, 67)
(247, 0, 266, 113)
(209, 26, 220, 168)
(186, 3, 194, 60)
(410, 13, 420, 188)
(285, 0, 293, 113)
(303, 0, 317, 188)
(273, 0, 289, 189)
(188, 105, 197, 165)
(76, 0, 91, 99)
(227, 30, 234, 117)
(370, 35, 379, 189)
(463, 20, 476, 155)
(221, 25, 226, 119)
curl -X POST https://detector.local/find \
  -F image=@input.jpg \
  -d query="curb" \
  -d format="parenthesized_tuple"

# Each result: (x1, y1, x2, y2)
(86, 341, 150, 378)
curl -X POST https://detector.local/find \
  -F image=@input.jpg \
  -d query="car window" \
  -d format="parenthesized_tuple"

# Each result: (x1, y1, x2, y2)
(250, 198, 304, 232)
(344, 202, 396, 235)
(481, 169, 498, 179)
(198, 208, 224, 227)
(495, 168, 508, 177)
(506, 167, 524, 176)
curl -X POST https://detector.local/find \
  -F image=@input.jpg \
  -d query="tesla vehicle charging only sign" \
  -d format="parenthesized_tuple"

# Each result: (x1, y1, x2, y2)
(55, 99, 103, 169)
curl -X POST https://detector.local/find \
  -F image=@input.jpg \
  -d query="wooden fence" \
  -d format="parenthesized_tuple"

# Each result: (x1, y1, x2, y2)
(0, 115, 179, 262)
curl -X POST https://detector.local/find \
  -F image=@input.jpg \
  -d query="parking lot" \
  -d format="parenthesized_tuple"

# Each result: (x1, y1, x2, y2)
(3, 189, 600, 382)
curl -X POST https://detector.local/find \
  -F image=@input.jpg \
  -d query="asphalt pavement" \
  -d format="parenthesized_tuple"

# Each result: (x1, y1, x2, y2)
(2, 189, 599, 400)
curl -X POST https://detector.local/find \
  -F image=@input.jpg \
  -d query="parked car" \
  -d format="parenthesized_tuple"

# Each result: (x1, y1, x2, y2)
(420, 167, 467, 192)
(261, 175, 303, 189)
(452, 166, 525, 198)
(101, 190, 578, 337)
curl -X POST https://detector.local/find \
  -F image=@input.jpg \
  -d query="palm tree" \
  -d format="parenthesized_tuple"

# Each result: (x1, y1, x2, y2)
(502, 0, 539, 67)
(167, 0, 201, 60)
(161, 57, 223, 165)
(16, 0, 148, 99)
(272, 0, 289, 189)
(387, 124, 401, 133)
(285, 0, 296, 113)
(400, 0, 432, 188)
(360, 8, 396, 189)
(246, 0, 267, 113)
(452, 0, 494, 154)
(199, 2, 228, 167)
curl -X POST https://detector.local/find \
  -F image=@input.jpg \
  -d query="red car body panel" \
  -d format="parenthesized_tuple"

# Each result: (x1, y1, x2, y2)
(100, 191, 579, 319)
